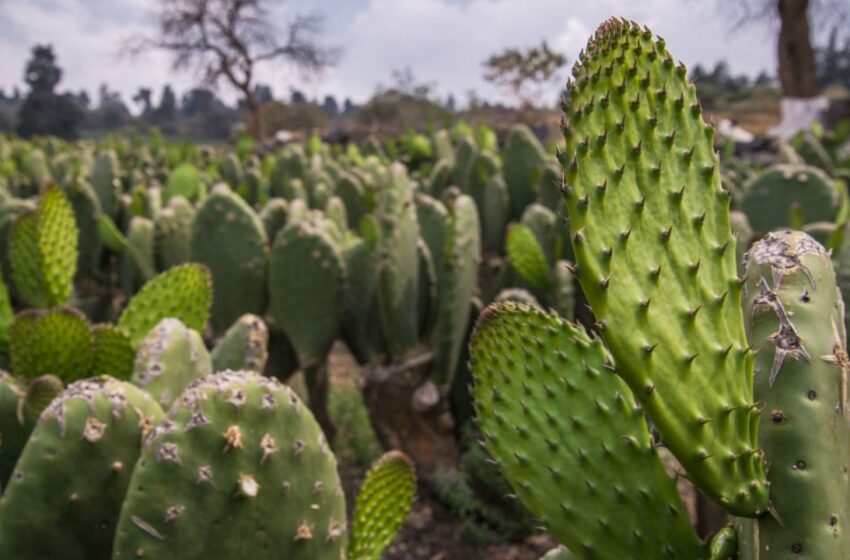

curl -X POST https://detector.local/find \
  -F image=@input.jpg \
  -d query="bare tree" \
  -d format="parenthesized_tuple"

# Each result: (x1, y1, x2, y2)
(482, 42, 567, 109)
(125, 0, 340, 140)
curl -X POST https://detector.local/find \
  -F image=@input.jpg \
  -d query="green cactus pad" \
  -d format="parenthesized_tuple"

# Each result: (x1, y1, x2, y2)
(259, 198, 289, 243)
(191, 184, 269, 335)
(37, 186, 78, 306)
(0, 372, 35, 488)
(506, 224, 551, 291)
(0, 377, 164, 558)
(348, 451, 416, 560)
(164, 163, 202, 203)
(416, 194, 449, 287)
(503, 125, 546, 219)
(8, 211, 48, 308)
(211, 314, 269, 373)
(155, 195, 195, 270)
(22, 374, 64, 418)
(9, 307, 94, 381)
(471, 302, 706, 558)
(97, 213, 128, 253)
(340, 237, 384, 365)
(268, 218, 345, 367)
(742, 231, 850, 558)
(561, 18, 767, 515)
(377, 163, 421, 360)
(336, 173, 365, 228)
(66, 178, 103, 280)
(90, 324, 135, 380)
(122, 216, 156, 287)
(0, 273, 11, 352)
(481, 175, 510, 253)
(118, 263, 213, 346)
(89, 150, 121, 218)
(112, 370, 347, 559)
(521, 203, 558, 268)
(740, 164, 840, 234)
(432, 195, 481, 386)
(132, 318, 213, 409)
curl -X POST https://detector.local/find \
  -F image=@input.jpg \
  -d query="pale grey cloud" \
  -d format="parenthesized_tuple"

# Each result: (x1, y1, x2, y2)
(0, 0, 787, 109)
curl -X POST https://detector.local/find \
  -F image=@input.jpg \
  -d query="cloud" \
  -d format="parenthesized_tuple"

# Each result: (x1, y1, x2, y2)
(0, 0, 779, 109)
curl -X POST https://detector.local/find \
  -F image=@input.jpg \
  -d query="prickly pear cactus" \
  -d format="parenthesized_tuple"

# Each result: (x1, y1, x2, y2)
(503, 125, 546, 219)
(741, 231, 850, 558)
(431, 195, 481, 386)
(471, 303, 706, 558)
(155, 195, 195, 270)
(191, 184, 269, 335)
(164, 163, 202, 203)
(211, 314, 269, 373)
(740, 164, 842, 235)
(0, 273, 11, 353)
(112, 371, 347, 559)
(377, 163, 421, 360)
(8, 186, 78, 308)
(36, 186, 78, 306)
(21, 374, 64, 417)
(132, 318, 213, 409)
(0, 372, 35, 488)
(9, 306, 94, 381)
(348, 451, 416, 560)
(90, 324, 136, 379)
(506, 223, 552, 292)
(268, 217, 345, 368)
(117, 263, 212, 346)
(561, 18, 767, 515)
(0, 377, 164, 559)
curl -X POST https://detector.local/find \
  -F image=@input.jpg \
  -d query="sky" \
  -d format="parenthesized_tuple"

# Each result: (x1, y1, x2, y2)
(0, 0, 801, 110)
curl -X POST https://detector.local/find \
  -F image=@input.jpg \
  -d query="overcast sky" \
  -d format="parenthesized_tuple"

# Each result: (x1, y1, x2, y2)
(0, 0, 800, 110)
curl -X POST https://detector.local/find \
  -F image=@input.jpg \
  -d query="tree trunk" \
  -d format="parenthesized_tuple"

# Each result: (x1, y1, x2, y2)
(362, 352, 460, 480)
(244, 90, 265, 141)
(777, 0, 819, 98)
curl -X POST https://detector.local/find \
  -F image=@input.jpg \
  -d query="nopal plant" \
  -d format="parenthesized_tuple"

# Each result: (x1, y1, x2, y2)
(471, 18, 849, 560)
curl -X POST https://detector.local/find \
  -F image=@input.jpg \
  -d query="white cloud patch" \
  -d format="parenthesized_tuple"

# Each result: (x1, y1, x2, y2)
(0, 0, 779, 108)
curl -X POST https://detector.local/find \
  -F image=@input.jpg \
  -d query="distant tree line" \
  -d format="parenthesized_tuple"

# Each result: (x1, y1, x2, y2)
(0, 45, 362, 141)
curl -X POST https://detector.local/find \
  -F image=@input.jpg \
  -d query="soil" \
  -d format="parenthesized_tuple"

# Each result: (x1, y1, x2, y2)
(328, 343, 559, 559)
(383, 500, 558, 560)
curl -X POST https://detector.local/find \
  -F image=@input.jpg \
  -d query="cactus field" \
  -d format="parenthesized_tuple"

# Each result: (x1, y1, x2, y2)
(3, 15, 850, 560)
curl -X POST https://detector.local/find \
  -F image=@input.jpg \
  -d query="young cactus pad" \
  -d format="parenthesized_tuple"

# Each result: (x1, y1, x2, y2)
(0, 377, 165, 559)
(348, 451, 416, 560)
(117, 263, 212, 346)
(112, 370, 347, 559)
(471, 303, 706, 559)
(560, 19, 767, 515)
(742, 231, 850, 558)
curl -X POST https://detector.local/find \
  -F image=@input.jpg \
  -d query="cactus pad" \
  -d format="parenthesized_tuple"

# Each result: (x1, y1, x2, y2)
(9, 307, 94, 381)
(112, 370, 347, 559)
(348, 451, 416, 560)
(0, 377, 164, 559)
(561, 18, 766, 515)
(117, 263, 213, 346)
(743, 231, 850, 558)
(191, 184, 269, 335)
(471, 302, 706, 558)
(211, 314, 269, 373)
(268, 218, 345, 367)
